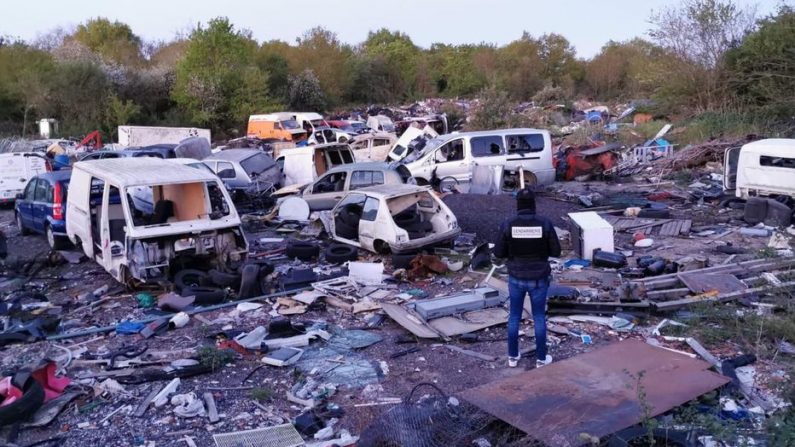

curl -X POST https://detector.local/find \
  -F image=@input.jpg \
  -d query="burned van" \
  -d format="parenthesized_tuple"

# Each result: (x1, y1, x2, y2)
(66, 158, 248, 285)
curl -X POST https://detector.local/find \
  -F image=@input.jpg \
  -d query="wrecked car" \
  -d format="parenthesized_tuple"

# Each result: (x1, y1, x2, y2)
(348, 132, 397, 162)
(275, 143, 355, 187)
(395, 128, 555, 189)
(395, 114, 448, 137)
(247, 113, 307, 142)
(203, 149, 281, 194)
(327, 184, 460, 254)
(299, 163, 409, 211)
(66, 158, 248, 285)
(366, 114, 396, 133)
(724, 138, 795, 200)
(385, 125, 439, 163)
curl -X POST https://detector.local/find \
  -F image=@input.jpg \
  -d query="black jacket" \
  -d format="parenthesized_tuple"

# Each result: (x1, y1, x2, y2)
(493, 209, 561, 279)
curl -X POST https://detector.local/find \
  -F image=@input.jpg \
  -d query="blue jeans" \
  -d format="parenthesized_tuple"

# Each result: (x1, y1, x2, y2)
(507, 276, 550, 361)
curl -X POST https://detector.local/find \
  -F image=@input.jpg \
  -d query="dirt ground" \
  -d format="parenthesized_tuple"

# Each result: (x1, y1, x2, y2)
(0, 178, 792, 447)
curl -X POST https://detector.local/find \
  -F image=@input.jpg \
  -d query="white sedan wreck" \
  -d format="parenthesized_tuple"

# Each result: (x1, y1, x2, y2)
(327, 184, 460, 254)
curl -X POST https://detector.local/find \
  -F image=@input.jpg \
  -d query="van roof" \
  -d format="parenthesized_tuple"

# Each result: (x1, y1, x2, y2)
(204, 149, 267, 163)
(74, 158, 218, 187)
(293, 112, 324, 121)
(435, 128, 548, 141)
(249, 113, 293, 121)
(742, 139, 795, 157)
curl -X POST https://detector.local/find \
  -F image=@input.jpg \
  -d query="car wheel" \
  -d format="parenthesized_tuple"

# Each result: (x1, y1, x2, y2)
(16, 213, 30, 236)
(46, 225, 69, 250)
(238, 264, 261, 299)
(324, 244, 358, 264)
(208, 269, 241, 288)
(286, 240, 320, 261)
(174, 269, 210, 293)
(334, 220, 359, 240)
(180, 286, 226, 305)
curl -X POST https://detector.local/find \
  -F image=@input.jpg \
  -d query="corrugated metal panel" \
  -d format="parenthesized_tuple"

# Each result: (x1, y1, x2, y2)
(461, 339, 730, 447)
(213, 424, 305, 447)
(74, 158, 216, 187)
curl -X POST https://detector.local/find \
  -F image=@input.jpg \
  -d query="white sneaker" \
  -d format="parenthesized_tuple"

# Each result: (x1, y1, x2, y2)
(535, 355, 553, 368)
(507, 356, 520, 368)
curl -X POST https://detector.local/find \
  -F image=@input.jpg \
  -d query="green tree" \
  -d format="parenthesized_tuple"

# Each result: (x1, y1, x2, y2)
(362, 29, 421, 99)
(538, 33, 582, 89)
(48, 61, 111, 136)
(288, 27, 352, 105)
(725, 6, 795, 116)
(257, 40, 292, 103)
(288, 69, 326, 112)
(0, 41, 55, 135)
(649, 0, 757, 111)
(172, 17, 272, 135)
(71, 18, 144, 66)
(496, 34, 544, 100)
(585, 39, 668, 99)
(104, 94, 141, 139)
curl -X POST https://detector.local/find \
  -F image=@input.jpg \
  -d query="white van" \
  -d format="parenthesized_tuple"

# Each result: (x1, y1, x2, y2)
(367, 115, 396, 133)
(394, 128, 555, 188)
(724, 139, 795, 199)
(66, 158, 248, 285)
(0, 152, 49, 204)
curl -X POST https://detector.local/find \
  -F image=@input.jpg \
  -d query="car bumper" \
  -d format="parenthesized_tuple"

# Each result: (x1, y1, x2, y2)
(390, 228, 461, 253)
(50, 220, 67, 236)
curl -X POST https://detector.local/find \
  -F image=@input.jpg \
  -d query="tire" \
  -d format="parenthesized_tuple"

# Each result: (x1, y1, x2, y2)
(325, 244, 358, 264)
(46, 225, 69, 250)
(238, 264, 261, 299)
(286, 240, 320, 261)
(208, 269, 240, 288)
(0, 372, 45, 427)
(16, 213, 31, 236)
(394, 211, 420, 226)
(335, 220, 359, 240)
(392, 253, 418, 269)
(180, 286, 225, 305)
(174, 269, 210, 293)
(339, 208, 362, 227)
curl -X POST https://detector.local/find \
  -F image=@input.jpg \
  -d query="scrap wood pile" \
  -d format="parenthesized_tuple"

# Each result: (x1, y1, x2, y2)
(656, 137, 755, 170)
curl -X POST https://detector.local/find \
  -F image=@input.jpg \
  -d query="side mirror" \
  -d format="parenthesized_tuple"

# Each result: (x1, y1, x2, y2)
(15, 193, 24, 200)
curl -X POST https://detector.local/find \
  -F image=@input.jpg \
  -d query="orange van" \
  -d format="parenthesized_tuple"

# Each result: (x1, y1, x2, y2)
(247, 113, 307, 141)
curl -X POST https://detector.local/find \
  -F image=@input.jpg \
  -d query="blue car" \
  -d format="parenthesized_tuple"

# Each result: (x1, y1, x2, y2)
(14, 171, 72, 249)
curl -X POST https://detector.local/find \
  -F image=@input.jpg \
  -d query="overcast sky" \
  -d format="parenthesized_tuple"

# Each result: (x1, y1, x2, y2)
(3, 0, 783, 58)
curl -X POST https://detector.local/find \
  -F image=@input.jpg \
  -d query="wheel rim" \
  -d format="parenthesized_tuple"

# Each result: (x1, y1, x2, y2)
(46, 227, 55, 248)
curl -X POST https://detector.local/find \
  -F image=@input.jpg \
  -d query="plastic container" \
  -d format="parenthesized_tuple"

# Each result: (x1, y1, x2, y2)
(592, 249, 627, 268)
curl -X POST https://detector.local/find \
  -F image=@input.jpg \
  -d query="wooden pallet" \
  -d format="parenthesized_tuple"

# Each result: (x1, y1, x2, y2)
(602, 215, 692, 236)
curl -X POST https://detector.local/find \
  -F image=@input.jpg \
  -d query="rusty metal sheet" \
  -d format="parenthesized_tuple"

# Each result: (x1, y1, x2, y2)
(460, 339, 729, 447)
(678, 272, 747, 295)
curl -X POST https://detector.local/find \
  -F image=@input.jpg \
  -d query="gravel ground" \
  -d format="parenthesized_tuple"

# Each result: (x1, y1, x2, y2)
(0, 182, 773, 447)
(443, 193, 579, 243)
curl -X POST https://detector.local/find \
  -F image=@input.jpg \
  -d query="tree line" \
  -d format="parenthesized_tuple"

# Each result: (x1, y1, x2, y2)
(0, 0, 792, 141)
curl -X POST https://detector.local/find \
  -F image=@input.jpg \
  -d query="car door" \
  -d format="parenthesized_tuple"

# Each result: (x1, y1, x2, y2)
(723, 146, 740, 190)
(32, 179, 50, 233)
(304, 171, 348, 211)
(17, 179, 37, 229)
(430, 138, 468, 182)
(357, 196, 380, 251)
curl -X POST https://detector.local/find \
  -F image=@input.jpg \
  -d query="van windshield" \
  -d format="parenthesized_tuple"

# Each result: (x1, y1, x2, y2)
(402, 137, 446, 163)
(280, 120, 300, 130)
(126, 181, 232, 227)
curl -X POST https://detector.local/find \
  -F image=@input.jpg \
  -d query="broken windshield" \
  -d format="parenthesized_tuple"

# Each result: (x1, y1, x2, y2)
(401, 137, 446, 163)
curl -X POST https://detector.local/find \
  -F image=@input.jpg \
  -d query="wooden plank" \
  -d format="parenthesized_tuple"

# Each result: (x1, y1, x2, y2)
(679, 220, 692, 235)
(654, 280, 795, 310)
(443, 345, 497, 362)
(134, 386, 162, 418)
(203, 392, 220, 423)
(686, 338, 721, 368)
(678, 272, 748, 294)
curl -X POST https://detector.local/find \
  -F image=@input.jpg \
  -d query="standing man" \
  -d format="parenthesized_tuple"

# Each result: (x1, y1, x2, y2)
(493, 188, 561, 368)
